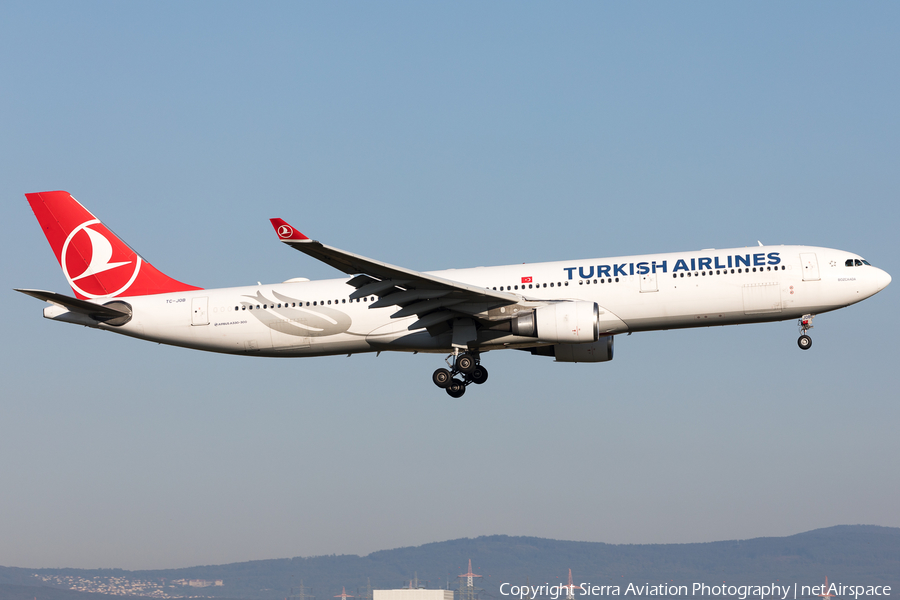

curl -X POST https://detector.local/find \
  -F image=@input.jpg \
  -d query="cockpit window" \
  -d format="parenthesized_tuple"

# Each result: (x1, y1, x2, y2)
(846, 258, 872, 267)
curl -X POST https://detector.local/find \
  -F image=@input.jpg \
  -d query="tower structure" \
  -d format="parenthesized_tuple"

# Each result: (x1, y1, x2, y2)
(560, 569, 583, 600)
(357, 579, 373, 600)
(291, 580, 315, 600)
(336, 587, 355, 600)
(458, 559, 482, 600)
(817, 578, 835, 600)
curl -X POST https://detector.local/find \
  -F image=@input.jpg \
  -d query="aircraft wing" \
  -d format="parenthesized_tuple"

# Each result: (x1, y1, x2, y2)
(270, 219, 521, 329)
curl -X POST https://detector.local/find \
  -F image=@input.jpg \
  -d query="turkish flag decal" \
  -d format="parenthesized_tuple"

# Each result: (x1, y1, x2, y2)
(521, 276, 533, 283)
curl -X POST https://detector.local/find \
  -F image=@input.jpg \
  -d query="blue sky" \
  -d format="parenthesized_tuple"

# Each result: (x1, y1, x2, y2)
(1, 2, 898, 570)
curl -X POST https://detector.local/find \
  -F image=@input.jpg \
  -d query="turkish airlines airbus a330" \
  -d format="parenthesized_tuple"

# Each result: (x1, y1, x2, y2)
(18, 191, 891, 397)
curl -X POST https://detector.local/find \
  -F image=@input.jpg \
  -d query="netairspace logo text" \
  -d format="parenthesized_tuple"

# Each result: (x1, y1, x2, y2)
(499, 583, 891, 599)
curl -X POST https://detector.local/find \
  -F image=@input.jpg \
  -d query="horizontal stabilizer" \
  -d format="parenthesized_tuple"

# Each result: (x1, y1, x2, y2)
(15, 288, 131, 320)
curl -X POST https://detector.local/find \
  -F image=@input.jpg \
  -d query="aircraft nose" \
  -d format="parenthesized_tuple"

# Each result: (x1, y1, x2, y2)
(874, 267, 891, 291)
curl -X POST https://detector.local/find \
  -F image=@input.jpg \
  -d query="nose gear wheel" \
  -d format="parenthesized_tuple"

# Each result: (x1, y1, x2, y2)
(797, 314, 815, 351)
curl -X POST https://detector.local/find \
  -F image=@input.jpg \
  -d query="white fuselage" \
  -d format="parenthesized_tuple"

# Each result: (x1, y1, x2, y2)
(46, 245, 891, 358)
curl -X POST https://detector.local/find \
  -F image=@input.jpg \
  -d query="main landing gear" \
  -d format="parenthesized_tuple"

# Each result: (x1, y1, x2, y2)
(432, 352, 488, 398)
(797, 314, 815, 350)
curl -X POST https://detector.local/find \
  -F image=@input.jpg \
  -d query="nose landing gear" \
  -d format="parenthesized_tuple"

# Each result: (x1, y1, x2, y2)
(797, 314, 815, 350)
(432, 352, 488, 397)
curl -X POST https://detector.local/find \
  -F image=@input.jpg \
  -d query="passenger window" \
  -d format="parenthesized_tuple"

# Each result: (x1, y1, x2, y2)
(550, 283, 554, 287)
(529, 284, 533, 289)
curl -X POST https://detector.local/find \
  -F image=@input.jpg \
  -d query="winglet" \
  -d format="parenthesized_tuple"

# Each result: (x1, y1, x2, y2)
(270, 218, 310, 242)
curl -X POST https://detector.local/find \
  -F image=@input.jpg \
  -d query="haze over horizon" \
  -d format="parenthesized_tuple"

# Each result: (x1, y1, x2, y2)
(2, 2, 898, 571)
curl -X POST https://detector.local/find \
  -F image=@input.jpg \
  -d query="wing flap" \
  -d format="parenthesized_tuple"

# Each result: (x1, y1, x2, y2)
(370, 289, 450, 309)
(391, 297, 466, 319)
(349, 279, 411, 299)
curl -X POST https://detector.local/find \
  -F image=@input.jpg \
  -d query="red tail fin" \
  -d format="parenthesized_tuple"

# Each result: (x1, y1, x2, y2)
(26, 191, 202, 299)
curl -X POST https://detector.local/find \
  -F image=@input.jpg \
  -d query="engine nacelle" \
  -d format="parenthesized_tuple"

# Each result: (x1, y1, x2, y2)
(553, 336, 614, 363)
(511, 301, 599, 344)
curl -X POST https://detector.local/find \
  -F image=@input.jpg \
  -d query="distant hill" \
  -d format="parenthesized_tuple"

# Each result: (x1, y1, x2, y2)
(1, 526, 897, 600)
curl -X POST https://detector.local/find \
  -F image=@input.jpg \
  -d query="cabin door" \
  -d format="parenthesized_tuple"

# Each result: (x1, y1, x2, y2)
(191, 297, 209, 325)
(800, 253, 820, 281)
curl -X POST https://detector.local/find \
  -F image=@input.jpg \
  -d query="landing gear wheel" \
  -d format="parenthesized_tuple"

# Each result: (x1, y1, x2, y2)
(470, 365, 488, 385)
(798, 335, 812, 350)
(446, 379, 466, 398)
(456, 353, 476, 375)
(432, 368, 452, 388)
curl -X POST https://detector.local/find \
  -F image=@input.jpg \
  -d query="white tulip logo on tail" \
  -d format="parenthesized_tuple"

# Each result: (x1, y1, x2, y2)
(61, 219, 143, 298)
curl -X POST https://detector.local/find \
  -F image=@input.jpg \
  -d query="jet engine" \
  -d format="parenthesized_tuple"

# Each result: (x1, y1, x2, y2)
(511, 301, 599, 344)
